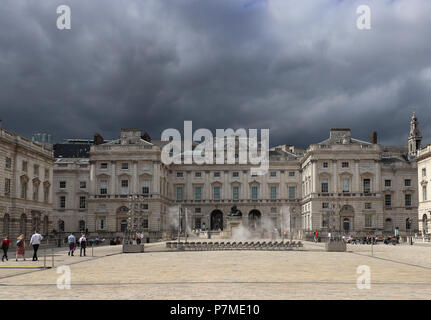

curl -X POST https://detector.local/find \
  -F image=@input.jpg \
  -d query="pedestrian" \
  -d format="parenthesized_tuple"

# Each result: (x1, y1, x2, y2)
(67, 233, 76, 256)
(79, 234, 87, 257)
(314, 230, 318, 243)
(30, 230, 43, 261)
(1, 236, 10, 262)
(16, 234, 26, 261)
(327, 231, 332, 242)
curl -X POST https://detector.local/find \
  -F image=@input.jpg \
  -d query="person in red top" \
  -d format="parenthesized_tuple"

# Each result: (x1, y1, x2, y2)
(314, 230, 319, 243)
(1, 236, 10, 262)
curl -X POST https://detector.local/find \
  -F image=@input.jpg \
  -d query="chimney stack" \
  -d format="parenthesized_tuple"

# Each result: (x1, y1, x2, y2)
(370, 131, 377, 144)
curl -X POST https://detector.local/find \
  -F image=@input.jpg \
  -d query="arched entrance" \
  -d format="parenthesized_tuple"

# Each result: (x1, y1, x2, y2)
(340, 205, 354, 234)
(343, 218, 350, 232)
(210, 210, 223, 231)
(423, 214, 429, 234)
(249, 210, 261, 231)
(120, 220, 128, 232)
(117, 206, 129, 232)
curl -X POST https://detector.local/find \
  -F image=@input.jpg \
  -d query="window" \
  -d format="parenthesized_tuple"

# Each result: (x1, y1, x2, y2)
(44, 186, 49, 203)
(22, 161, 27, 172)
(195, 217, 201, 229)
(288, 186, 295, 200)
(288, 171, 295, 177)
(365, 203, 372, 209)
(5, 157, 11, 169)
(100, 180, 108, 194)
(143, 219, 149, 229)
(195, 208, 201, 214)
(271, 207, 277, 213)
(2, 214, 10, 235)
(320, 214, 328, 228)
(121, 162, 129, 170)
(270, 186, 277, 200)
(322, 162, 328, 168)
(232, 172, 239, 178)
(4, 178, 10, 196)
(60, 196, 66, 208)
(385, 180, 391, 187)
(142, 180, 150, 195)
(363, 179, 371, 193)
(59, 181, 66, 189)
(321, 179, 329, 193)
(342, 178, 350, 193)
(100, 163, 108, 169)
(213, 186, 221, 200)
(251, 186, 258, 200)
(21, 181, 27, 199)
(322, 202, 329, 209)
(44, 169, 49, 179)
(141, 203, 149, 210)
(423, 186, 428, 201)
(176, 186, 183, 201)
(121, 180, 129, 194)
(34, 164, 39, 177)
(405, 179, 411, 187)
(195, 172, 201, 177)
(233, 186, 239, 200)
(423, 168, 427, 177)
(342, 162, 349, 168)
(385, 194, 392, 207)
(270, 171, 277, 177)
(98, 217, 106, 230)
(405, 194, 412, 207)
(80, 181, 86, 189)
(406, 218, 412, 230)
(79, 196, 86, 209)
(214, 172, 221, 177)
(365, 215, 372, 228)
(176, 172, 183, 178)
(362, 162, 370, 168)
(194, 186, 202, 200)
(58, 219, 65, 232)
(33, 183, 39, 201)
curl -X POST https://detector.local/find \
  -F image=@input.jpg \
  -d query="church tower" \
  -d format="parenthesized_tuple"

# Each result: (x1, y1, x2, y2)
(408, 111, 422, 158)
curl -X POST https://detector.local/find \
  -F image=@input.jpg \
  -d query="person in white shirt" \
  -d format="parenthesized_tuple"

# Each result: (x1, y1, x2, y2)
(67, 233, 76, 256)
(79, 234, 87, 257)
(30, 230, 43, 261)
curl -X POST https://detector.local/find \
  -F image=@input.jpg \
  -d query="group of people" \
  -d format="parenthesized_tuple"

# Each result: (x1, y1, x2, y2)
(66, 233, 88, 256)
(1, 230, 43, 262)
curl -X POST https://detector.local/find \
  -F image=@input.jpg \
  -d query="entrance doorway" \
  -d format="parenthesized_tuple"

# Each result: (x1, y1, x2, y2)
(210, 210, 223, 231)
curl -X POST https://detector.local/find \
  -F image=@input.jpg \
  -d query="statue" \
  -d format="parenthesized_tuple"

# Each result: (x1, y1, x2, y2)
(228, 205, 242, 217)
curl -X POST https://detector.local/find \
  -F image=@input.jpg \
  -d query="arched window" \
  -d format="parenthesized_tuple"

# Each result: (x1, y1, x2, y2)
(58, 219, 65, 232)
(32, 215, 40, 232)
(20, 214, 27, 235)
(423, 215, 429, 234)
(384, 218, 393, 232)
(2, 214, 10, 236)
(79, 220, 85, 232)
(343, 218, 350, 232)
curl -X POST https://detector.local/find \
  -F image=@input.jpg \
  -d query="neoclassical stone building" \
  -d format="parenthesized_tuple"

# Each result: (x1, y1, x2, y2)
(52, 115, 421, 241)
(0, 122, 53, 241)
(417, 145, 431, 236)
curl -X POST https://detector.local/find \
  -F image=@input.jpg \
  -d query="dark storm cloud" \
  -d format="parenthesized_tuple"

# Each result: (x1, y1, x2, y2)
(1, 0, 431, 147)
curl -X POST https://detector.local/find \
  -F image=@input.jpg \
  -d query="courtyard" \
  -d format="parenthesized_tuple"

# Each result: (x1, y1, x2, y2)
(1, 241, 431, 299)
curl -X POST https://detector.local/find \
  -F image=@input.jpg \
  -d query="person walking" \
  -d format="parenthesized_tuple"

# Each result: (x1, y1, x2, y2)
(67, 233, 76, 256)
(16, 234, 26, 261)
(79, 234, 87, 257)
(1, 236, 10, 262)
(30, 230, 43, 261)
(314, 230, 319, 243)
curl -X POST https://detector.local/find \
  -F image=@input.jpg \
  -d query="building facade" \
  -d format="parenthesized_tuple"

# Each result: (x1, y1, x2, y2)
(0, 122, 54, 241)
(417, 145, 431, 237)
(52, 115, 421, 241)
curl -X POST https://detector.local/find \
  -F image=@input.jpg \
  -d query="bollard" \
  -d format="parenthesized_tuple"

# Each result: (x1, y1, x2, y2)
(51, 248, 54, 268)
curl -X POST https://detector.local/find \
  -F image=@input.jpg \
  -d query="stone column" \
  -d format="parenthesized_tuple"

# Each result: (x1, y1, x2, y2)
(375, 160, 381, 193)
(311, 160, 317, 194)
(132, 160, 138, 194)
(90, 161, 96, 195)
(354, 160, 360, 193)
(332, 160, 337, 193)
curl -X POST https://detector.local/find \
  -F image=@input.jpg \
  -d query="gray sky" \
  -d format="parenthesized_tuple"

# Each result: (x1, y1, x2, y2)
(1, 0, 431, 147)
